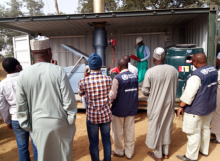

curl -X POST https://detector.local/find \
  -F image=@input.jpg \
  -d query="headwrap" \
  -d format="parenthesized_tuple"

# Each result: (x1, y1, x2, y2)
(153, 47, 165, 60)
(30, 36, 50, 50)
(88, 53, 102, 70)
(217, 52, 220, 60)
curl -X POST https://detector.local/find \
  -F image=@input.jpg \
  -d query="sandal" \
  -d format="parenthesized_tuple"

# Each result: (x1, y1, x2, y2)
(148, 151, 163, 161)
(199, 151, 208, 157)
(163, 154, 169, 159)
(111, 151, 124, 157)
(210, 138, 220, 144)
(211, 133, 216, 138)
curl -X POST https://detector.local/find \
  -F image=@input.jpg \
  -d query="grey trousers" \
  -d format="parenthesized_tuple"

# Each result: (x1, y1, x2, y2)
(154, 144, 169, 159)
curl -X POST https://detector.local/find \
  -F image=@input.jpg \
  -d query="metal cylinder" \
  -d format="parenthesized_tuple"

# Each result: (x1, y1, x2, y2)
(93, 24, 107, 66)
(93, 0, 104, 13)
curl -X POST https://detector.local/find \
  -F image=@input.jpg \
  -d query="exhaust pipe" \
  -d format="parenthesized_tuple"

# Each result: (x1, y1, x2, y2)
(93, 0, 107, 66)
(93, 0, 104, 13)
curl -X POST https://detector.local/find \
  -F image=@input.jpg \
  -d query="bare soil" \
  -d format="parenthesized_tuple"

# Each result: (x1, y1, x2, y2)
(0, 110, 220, 161)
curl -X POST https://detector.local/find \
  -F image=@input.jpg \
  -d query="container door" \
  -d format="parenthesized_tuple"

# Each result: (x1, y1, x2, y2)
(13, 35, 31, 69)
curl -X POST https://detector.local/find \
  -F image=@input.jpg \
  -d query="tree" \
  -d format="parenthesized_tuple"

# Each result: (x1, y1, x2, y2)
(77, 0, 118, 13)
(0, 0, 46, 55)
(4, 0, 23, 17)
(23, 0, 45, 16)
(117, 0, 220, 11)
(0, 1, 23, 54)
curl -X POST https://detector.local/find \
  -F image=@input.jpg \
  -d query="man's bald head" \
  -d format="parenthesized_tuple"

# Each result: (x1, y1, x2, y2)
(192, 53, 207, 68)
(193, 53, 207, 64)
(123, 55, 130, 63)
(118, 58, 128, 71)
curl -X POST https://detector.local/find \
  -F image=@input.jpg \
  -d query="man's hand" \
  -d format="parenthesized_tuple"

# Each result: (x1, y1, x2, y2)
(177, 107, 184, 118)
(137, 58, 141, 62)
(7, 124, 13, 130)
(84, 68, 90, 78)
(50, 59, 58, 65)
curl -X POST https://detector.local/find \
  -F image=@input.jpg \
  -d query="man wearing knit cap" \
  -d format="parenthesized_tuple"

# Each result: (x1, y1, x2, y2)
(78, 53, 112, 161)
(16, 36, 77, 161)
(211, 52, 220, 144)
(142, 47, 178, 161)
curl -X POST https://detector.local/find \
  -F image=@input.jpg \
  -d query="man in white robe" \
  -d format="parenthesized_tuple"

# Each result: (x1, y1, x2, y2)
(142, 47, 178, 161)
(16, 36, 77, 161)
(210, 52, 220, 143)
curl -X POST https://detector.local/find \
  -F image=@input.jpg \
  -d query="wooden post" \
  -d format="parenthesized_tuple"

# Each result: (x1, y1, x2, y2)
(54, 0, 60, 15)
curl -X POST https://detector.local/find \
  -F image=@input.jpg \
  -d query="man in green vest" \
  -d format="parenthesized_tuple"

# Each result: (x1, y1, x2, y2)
(135, 37, 151, 82)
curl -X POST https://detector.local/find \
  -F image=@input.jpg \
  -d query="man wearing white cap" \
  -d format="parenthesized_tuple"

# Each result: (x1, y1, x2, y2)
(16, 36, 77, 161)
(134, 37, 150, 82)
(142, 47, 178, 161)
(210, 52, 220, 144)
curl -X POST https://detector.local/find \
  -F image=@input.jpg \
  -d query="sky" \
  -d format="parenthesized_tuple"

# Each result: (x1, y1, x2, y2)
(1, 0, 79, 15)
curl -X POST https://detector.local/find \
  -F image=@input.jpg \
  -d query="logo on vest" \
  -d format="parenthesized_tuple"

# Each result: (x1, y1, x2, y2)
(201, 69, 208, 75)
(121, 74, 128, 80)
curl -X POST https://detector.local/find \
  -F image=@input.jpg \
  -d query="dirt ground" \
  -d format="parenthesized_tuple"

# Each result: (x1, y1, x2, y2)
(0, 110, 220, 161)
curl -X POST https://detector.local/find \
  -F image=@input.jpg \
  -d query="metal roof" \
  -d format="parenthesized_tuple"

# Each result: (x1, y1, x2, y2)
(0, 8, 210, 34)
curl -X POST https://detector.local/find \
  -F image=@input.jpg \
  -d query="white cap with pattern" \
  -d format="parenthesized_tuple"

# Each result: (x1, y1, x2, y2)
(217, 52, 220, 60)
(153, 47, 165, 60)
(30, 36, 50, 50)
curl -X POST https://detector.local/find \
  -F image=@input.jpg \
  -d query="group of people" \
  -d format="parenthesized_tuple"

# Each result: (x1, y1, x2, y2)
(0, 35, 219, 161)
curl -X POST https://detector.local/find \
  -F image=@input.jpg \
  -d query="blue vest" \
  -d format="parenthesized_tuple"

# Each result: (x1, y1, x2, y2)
(111, 71, 138, 117)
(184, 65, 217, 116)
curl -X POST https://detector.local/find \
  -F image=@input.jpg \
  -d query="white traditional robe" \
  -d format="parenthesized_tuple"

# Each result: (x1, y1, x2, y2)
(16, 62, 77, 161)
(211, 70, 220, 141)
(142, 64, 178, 149)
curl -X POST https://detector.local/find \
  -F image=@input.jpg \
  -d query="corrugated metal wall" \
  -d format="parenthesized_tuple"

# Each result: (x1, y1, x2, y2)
(48, 14, 208, 68)
(49, 27, 182, 68)
(186, 14, 208, 55)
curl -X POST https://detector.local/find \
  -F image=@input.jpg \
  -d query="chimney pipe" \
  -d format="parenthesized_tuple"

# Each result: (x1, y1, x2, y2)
(93, 0, 107, 66)
(93, 0, 104, 13)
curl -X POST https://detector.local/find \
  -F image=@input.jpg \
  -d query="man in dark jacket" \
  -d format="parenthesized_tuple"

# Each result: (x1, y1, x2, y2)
(177, 53, 217, 161)
(109, 58, 138, 159)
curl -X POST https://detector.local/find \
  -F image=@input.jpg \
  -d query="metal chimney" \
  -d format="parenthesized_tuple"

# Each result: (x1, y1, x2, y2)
(93, 0, 107, 66)
(93, 0, 104, 13)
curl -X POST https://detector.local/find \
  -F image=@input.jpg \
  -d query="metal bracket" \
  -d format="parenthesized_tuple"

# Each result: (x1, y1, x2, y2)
(68, 56, 83, 77)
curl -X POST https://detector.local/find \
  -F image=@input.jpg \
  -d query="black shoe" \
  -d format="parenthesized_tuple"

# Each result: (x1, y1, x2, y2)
(199, 151, 208, 157)
(176, 155, 197, 161)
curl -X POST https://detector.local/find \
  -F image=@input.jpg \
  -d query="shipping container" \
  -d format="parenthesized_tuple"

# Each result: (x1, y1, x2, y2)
(0, 6, 218, 109)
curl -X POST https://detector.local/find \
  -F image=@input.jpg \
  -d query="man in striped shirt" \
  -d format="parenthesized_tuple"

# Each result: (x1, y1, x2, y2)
(78, 53, 112, 161)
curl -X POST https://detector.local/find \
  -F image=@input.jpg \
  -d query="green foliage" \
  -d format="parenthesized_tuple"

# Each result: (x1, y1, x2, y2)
(5, 0, 23, 17)
(77, 0, 220, 12)
(23, 0, 45, 16)
(77, 0, 118, 13)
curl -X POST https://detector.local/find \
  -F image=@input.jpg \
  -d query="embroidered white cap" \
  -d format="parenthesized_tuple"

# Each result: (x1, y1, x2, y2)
(217, 52, 220, 60)
(153, 47, 165, 60)
(30, 35, 50, 50)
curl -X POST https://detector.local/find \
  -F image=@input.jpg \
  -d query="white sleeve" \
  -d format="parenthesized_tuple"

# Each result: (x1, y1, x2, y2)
(0, 84, 11, 125)
(180, 75, 201, 105)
